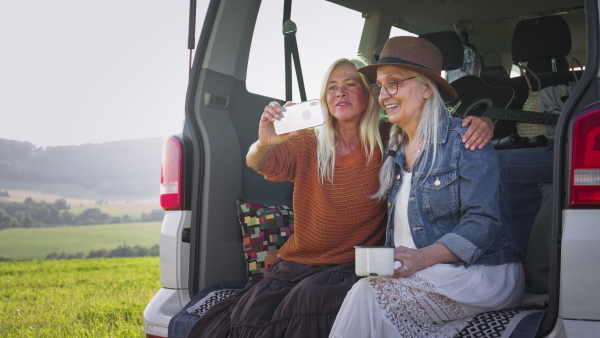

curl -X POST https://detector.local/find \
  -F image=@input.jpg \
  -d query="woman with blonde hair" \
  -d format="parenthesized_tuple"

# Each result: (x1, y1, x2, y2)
(187, 56, 388, 338)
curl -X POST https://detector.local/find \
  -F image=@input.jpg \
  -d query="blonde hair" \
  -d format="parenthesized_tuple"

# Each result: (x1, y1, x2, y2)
(314, 58, 384, 183)
(372, 72, 447, 200)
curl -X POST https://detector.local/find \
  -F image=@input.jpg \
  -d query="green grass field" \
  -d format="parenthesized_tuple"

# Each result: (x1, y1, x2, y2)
(0, 257, 160, 337)
(0, 222, 162, 260)
(0, 181, 106, 202)
(0, 180, 156, 204)
(0, 185, 160, 218)
(70, 200, 161, 218)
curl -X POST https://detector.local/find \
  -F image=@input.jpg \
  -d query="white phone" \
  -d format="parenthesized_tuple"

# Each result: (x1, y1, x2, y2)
(273, 99, 325, 135)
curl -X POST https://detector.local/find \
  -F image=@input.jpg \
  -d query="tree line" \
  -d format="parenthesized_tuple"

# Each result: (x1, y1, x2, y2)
(0, 195, 163, 230)
(45, 244, 160, 260)
(0, 244, 160, 262)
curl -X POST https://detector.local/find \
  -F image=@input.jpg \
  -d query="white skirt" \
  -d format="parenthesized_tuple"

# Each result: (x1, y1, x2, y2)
(329, 262, 524, 338)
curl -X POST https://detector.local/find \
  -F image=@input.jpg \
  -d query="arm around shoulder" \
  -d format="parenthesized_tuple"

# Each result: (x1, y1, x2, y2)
(461, 116, 494, 150)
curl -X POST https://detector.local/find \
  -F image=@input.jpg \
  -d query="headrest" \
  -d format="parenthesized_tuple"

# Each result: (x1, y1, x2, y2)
(511, 16, 571, 72)
(526, 57, 570, 73)
(420, 31, 464, 71)
(480, 65, 510, 84)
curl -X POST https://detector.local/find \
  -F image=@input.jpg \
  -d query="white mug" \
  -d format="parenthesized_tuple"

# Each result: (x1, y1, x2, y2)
(355, 246, 395, 276)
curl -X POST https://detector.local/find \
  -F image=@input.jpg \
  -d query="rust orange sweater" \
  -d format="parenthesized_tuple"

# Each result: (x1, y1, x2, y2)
(258, 129, 387, 266)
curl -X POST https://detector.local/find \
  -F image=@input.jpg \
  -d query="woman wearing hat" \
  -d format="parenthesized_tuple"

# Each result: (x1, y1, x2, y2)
(329, 36, 524, 337)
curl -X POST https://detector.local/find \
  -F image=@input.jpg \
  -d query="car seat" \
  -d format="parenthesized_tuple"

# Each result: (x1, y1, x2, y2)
(512, 15, 572, 74)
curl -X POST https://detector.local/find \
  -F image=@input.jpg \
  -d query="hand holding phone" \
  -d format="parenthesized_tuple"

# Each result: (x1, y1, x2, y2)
(273, 99, 325, 135)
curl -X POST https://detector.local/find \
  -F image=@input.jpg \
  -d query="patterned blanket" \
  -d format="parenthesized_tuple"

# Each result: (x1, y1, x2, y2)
(169, 284, 545, 338)
(457, 308, 545, 337)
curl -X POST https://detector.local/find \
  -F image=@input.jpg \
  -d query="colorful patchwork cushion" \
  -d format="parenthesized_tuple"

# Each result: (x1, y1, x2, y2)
(236, 199, 294, 283)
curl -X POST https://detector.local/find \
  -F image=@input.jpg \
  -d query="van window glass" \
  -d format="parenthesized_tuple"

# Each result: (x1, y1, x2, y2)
(191, 1, 210, 64)
(390, 26, 416, 38)
(510, 65, 520, 78)
(247, 0, 364, 102)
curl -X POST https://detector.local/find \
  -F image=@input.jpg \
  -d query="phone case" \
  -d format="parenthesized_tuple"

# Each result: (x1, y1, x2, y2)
(274, 99, 325, 135)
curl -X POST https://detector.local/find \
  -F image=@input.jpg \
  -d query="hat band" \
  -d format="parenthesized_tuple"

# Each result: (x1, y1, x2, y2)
(378, 56, 434, 72)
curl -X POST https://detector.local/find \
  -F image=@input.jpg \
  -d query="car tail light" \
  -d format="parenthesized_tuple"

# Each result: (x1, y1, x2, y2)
(160, 137, 184, 211)
(570, 107, 600, 208)
(146, 334, 166, 338)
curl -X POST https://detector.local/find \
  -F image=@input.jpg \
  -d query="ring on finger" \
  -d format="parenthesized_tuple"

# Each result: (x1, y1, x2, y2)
(403, 266, 409, 273)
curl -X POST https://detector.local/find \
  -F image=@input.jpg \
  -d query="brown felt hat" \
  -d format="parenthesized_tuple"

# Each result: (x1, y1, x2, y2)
(358, 36, 458, 103)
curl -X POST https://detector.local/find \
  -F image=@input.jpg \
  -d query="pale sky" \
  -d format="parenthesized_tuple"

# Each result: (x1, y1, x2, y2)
(1, 1, 199, 148)
(0, 0, 407, 148)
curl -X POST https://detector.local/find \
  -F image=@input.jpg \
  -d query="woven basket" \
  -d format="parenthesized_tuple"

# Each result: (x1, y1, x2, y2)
(516, 123, 545, 138)
(516, 65, 545, 138)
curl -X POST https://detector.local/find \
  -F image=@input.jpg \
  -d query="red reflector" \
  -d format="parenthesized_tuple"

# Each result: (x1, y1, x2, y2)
(160, 137, 183, 211)
(160, 193, 180, 208)
(573, 187, 600, 203)
(570, 108, 600, 208)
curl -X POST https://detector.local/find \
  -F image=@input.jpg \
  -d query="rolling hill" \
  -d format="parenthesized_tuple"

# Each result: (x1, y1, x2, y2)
(0, 137, 164, 201)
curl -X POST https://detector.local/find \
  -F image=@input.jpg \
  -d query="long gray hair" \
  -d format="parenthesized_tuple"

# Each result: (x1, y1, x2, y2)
(372, 72, 448, 200)
(314, 58, 384, 183)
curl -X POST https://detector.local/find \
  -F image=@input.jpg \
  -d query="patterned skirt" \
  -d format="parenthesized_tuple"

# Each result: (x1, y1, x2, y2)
(329, 263, 524, 338)
(186, 259, 359, 338)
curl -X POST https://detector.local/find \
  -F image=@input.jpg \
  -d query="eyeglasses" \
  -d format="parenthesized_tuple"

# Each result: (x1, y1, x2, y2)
(369, 76, 417, 97)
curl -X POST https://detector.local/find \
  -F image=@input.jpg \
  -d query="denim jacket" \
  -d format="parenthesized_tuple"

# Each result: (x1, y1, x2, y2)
(384, 116, 524, 266)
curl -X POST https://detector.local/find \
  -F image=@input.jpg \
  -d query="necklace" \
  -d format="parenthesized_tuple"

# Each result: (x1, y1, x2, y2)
(404, 144, 421, 154)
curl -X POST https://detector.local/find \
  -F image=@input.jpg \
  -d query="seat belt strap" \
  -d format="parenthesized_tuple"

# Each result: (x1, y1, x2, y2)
(283, 0, 307, 102)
